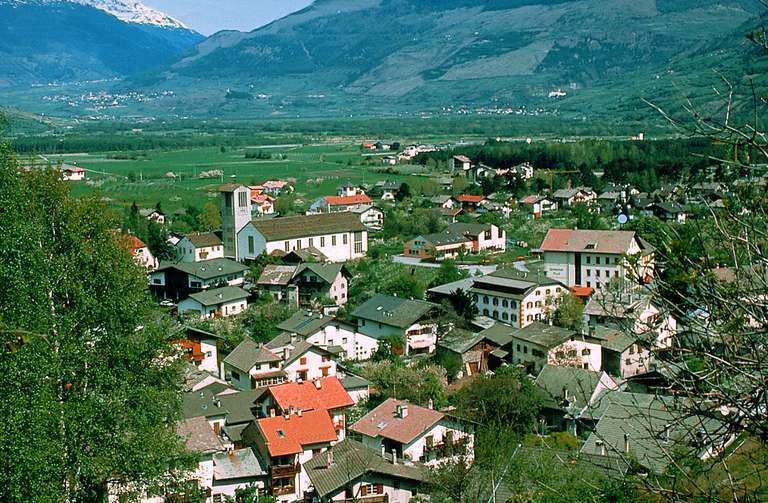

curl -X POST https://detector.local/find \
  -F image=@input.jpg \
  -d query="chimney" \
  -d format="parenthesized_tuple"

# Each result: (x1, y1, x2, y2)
(596, 440, 606, 456)
(664, 424, 671, 443)
(289, 406, 295, 416)
(624, 433, 631, 454)
(269, 408, 275, 418)
(297, 408, 303, 417)
(428, 399, 434, 410)
(381, 445, 386, 458)
(290, 333, 298, 345)
(283, 410, 290, 420)
(326, 450, 334, 467)
(399, 405, 409, 419)
(562, 387, 568, 402)
(314, 379, 322, 390)
(391, 449, 397, 465)
(214, 399, 221, 408)
(283, 348, 290, 360)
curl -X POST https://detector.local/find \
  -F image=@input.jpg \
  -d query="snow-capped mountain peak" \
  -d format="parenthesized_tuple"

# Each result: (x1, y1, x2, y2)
(72, 0, 188, 29)
(2, 0, 190, 29)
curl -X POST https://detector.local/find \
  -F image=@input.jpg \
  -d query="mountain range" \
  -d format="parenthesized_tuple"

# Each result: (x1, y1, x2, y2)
(1, 0, 766, 120)
(0, 0, 202, 87)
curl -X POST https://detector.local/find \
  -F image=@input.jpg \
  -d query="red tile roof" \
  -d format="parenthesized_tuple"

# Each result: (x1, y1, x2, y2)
(268, 377, 354, 413)
(457, 194, 484, 203)
(540, 229, 638, 254)
(121, 234, 147, 253)
(571, 286, 594, 298)
(324, 194, 372, 206)
(252, 194, 274, 204)
(257, 409, 337, 457)
(350, 398, 443, 445)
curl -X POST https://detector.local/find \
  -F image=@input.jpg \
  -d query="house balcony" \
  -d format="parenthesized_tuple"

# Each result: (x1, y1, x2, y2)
(340, 496, 389, 503)
(271, 463, 299, 478)
(272, 485, 296, 497)
(425, 436, 470, 459)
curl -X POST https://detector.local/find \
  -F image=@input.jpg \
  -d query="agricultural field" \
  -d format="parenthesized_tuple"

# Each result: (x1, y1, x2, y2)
(26, 142, 432, 215)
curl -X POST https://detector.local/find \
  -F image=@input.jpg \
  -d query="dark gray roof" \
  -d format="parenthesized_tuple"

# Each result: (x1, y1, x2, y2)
(580, 394, 730, 474)
(418, 229, 473, 247)
(188, 286, 250, 307)
(535, 365, 603, 411)
(157, 258, 248, 280)
(276, 311, 336, 336)
(213, 448, 266, 480)
(340, 374, 371, 391)
(352, 294, 437, 329)
(438, 327, 511, 355)
(304, 439, 427, 498)
(588, 325, 636, 353)
(217, 387, 268, 425)
(183, 387, 230, 419)
(224, 338, 281, 373)
(427, 277, 475, 297)
(293, 262, 349, 285)
(251, 212, 366, 241)
(493, 321, 576, 349)
(184, 326, 223, 340)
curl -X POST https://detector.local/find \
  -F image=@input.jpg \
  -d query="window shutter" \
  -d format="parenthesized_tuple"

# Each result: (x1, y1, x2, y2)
(361, 485, 368, 496)
(376, 483, 384, 494)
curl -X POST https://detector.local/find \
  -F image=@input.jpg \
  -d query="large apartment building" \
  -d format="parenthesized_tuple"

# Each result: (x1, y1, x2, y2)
(540, 229, 655, 290)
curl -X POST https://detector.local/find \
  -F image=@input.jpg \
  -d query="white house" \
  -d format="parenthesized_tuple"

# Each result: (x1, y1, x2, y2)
(175, 326, 222, 375)
(175, 232, 225, 263)
(349, 204, 385, 231)
(351, 294, 439, 356)
(149, 258, 249, 301)
(276, 311, 380, 361)
(178, 286, 249, 320)
(303, 439, 427, 503)
(237, 213, 368, 263)
(223, 337, 339, 390)
(428, 267, 567, 327)
(541, 229, 656, 290)
(552, 187, 597, 207)
(121, 234, 158, 271)
(520, 195, 558, 219)
(351, 399, 474, 466)
(62, 166, 85, 181)
(509, 162, 534, 179)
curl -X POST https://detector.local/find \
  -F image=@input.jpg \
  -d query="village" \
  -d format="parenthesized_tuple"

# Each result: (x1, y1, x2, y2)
(107, 145, 754, 502)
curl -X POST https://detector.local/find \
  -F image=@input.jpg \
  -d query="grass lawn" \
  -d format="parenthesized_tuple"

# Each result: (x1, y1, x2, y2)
(30, 143, 431, 214)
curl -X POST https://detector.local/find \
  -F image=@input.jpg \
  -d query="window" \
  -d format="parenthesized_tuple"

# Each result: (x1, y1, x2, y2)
(535, 301, 541, 307)
(534, 314, 541, 320)
(502, 312, 508, 320)
(483, 296, 489, 304)
(511, 314, 518, 322)
(625, 358, 632, 366)
(586, 281, 591, 288)
(230, 370, 240, 380)
(492, 311, 498, 319)
(527, 315, 533, 322)
(332, 235, 337, 246)
(284, 241, 290, 252)
(248, 236, 255, 254)
(309, 238, 314, 247)
(483, 308, 489, 316)
(300, 357, 307, 365)
(343, 234, 348, 245)
(354, 231, 364, 254)
(238, 191, 247, 207)
(321, 236, 326, 247)
(492, 298, 498, 306)
(502, 300, 508, 308)
(596, 256, 601, 265)
(545, 289, 551, 295)
(586, 256, 591, 264)
(484, 230, 492, 239)
(629, 345, 635, 355)
(152, 278, 162, 285)
(270, 362, 279, 369)
(523, 346, 528, 354)
(586, 269, 591, 277)
(582, 348, 591, 355)
(527, 302, 533, 308)
(322, 367, 329, 377)
(342, 337, 348, 344)
(190, 281, 202, 288)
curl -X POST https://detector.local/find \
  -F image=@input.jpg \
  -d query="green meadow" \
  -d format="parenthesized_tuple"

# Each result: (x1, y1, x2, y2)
(31, 143, 430, 214)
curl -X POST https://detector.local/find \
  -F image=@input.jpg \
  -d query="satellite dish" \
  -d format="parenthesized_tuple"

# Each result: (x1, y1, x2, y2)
(617, 214, 628, 225)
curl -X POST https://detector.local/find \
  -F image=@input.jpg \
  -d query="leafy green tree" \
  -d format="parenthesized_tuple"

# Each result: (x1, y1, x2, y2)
(553, 293, 584, 331)
(0, 152, 193, 502)
(197, 201, 222, 231)
(125, 201, 143, 235)
(147, 220, 177, 262)
(382, 273, 424, 299)
(453, 366, 541, 434)
(362, 360, 447, 408)
(429, 259, 466, 288)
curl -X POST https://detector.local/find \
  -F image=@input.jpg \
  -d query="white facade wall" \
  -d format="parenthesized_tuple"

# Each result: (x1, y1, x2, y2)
(475, 225, 506, 253)
(176, 238, 225, 263)
(306, 324, 379, 361)
(237, 225, 368, 263)
(283, 350, 337, 382)
(199, 338, 219, 375)
(178, 298, 248, 320)
(221, 186, 252, 259)
(186, 274, 245, 290)
(403, 421, 474, 465)
(211, 478, 265, 502)
(547, 340, 603, 371)
(474, 285, 565, 327)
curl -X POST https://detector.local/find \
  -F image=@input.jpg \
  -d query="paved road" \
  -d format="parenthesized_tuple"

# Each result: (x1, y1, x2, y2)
(392, 255, 497, 276)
